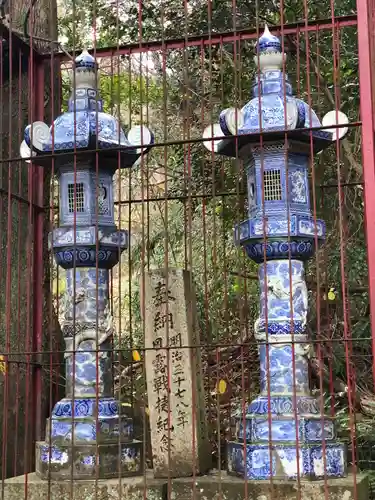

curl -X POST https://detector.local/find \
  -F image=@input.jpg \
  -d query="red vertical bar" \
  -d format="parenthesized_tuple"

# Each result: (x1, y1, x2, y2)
(32, 60, 45, 443)
(356, 0, 375, 386)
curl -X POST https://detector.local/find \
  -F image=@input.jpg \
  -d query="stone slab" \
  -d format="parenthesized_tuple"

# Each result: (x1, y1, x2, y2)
(2, 471, 368, 500)
(144, 269, 211, 477)
(170, 472, 369, 500)
(3, 471, 165, 500)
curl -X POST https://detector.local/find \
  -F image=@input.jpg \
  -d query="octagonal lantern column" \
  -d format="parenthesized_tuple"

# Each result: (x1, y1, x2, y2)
(203, 26, 349, 480)
(20, 50, 154, 480)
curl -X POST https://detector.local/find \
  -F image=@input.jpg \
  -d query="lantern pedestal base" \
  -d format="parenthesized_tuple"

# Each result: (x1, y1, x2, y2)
(46, 414, 134, 445)
(35, 440, 143, 479)
(237, 415, 336, 443)
(36, 396, 142, 479)
(227, 441, 346, 480)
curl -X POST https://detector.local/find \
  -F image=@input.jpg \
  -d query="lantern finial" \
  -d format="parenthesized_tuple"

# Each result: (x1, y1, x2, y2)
(73, 49, 98, 90)
(256, 24, 282, 54)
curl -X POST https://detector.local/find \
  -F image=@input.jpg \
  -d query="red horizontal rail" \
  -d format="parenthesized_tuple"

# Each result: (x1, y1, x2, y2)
(52, 14, 357, 61)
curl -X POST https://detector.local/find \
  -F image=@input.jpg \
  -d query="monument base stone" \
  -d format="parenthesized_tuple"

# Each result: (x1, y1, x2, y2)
(3, 472, 165, 500)
(170, 472, 369, 500)
(3, 471, 368, 500)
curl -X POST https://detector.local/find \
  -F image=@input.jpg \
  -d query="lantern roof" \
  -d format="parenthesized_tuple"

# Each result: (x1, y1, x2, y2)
(202, 26, 348, 157)
(20, 50, 154, 170)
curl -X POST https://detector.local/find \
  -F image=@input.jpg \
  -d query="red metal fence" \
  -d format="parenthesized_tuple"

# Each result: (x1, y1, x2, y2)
(0, 0, 375, 498)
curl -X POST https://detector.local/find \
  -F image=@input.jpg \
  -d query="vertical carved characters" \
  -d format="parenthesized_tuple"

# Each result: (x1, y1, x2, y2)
(144, 269, 211, 478)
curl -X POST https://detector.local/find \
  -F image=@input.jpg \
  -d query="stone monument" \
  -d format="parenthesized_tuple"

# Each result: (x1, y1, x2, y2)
(19, 50, 154, 479)
(202, 26, 350, 480)
(144, 269, 211, 477)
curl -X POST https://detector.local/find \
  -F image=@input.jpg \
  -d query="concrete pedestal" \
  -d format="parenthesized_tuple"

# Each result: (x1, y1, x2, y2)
(170, 473, 369, 500)
(3, 471, 165, 500)
(3, 471, 368, 500)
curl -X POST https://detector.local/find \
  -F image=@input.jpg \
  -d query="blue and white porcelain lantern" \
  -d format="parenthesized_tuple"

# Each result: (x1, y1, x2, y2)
(203, 27, 349, 480)
(20, 50, 153, 480)
(21, 50, 153, 165)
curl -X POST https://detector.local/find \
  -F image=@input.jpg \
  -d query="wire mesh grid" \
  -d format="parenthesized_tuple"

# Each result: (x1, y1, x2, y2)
(263, 170, 282, 201)
(0, 0, 373, 499)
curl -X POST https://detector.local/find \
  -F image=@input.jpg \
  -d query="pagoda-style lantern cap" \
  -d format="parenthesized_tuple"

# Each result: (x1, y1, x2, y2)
(75, 49, 97, 69)
(254, 24, 285, 74)
(20, 50, 154, 170)
(72, 49, 98, 90)
(256, 24, 282, 54)
(202, 25, 349, 157)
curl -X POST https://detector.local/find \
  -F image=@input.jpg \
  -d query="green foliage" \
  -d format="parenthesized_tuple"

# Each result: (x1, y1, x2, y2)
(100, 73, 164, 116)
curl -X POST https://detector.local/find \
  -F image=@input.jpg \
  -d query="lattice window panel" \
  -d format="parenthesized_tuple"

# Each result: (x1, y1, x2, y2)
(97, 184, 109, 215)
(68, 183, 85, 212)
(263, 170, 282, 201)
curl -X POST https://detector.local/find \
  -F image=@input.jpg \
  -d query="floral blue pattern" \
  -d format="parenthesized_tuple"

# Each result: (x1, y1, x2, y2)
(21, 51, 153, 171)
(289, 169, 307, 203)
(227, 442, 346, 479)
(37, 441, 143, 479)
(235, 215, 325, 243)
(52, 227, 128, 247)
(244, 240, 314, 263)
(259, 345, 309, 395)
(54, 246, 122, 269)
(237, 417, 335, 442)
(48, 415, 133, 444)
(257, 259, 308, 326)
(47, 110, 129, 152)
(247, 395, 320, 415)
(52, 226, 128, 270)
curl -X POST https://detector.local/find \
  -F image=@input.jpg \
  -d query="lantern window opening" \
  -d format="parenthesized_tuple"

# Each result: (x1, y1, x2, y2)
(68, 182, 85, 212)
(98, 184, 109, 215)
(263, 169, 282, 201)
